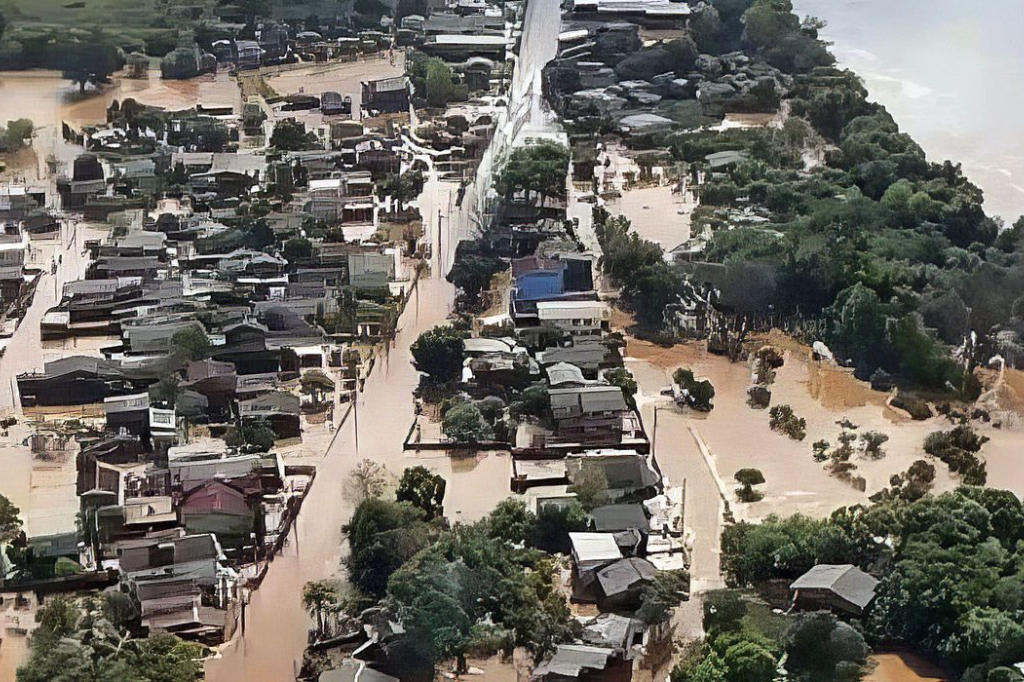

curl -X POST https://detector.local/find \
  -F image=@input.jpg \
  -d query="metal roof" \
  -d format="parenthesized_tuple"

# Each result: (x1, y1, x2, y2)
(569, 532, 623, 565)
(790, 564, 879, 610)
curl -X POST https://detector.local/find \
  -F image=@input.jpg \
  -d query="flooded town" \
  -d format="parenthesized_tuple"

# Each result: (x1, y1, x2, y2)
(0, 1, 1023, 682)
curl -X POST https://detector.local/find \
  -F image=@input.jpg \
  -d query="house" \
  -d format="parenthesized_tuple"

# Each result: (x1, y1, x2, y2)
(790, 564, 879, 616)
(549, 386, 628, 445)
(536, 300, 610, 337)
(531, 645, 620, 682)
(236, 40, 263, 69)
(0, 221, 27, 302)
(421, 34, 507, 60)
(347, 251, 394, 290)
(595, 557, 658, 610)
(569, 532, 623, 600)
(361, 77, 411, 114)
(567, 452, 659, 501)
(178, 479, 262, 558)
(104, 392, 152, 436)
(237, 391, 301, 438)
(168, 449, 280, 492)
(118, 532, 225, 587)
(590, 503, 650, 554)
(537, 340, 622, 379)
(318, 660, 400, 682)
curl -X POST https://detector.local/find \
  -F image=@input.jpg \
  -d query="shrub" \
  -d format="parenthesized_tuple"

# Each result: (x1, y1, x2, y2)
(768, 404, 806, 440)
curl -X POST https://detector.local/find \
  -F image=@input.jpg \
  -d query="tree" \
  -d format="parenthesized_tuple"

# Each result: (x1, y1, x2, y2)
(786, 612, 869, 682)
(532, 501, 588, 553)
(0, 494, 22, 544)
(396, 466, 446, 519)
(283, 237, 313, 262)
(509, 382, 552, 423)
(0, 119, 34, 152)
(410, 326, 465, 384)
(225, 418, 277, 453)
(386, 524, 574, 671)
(345, 499, 435, 597)
(568, 465, 609, 511)
(302, 581, 337, 637)
(443, 402, 493, 443)
(61, 36, 123, 93)
(377, 171, 425, 212)
(734, 469, 765, 503)
(425, 58, 456, 108)
(347, 459, 391, 501)
(18, 596, 205, 682)
(487, 498, 537, 545)
(270, 118, 321, 151)
(674, 367, 715, 411)
(923, 424, 989, 485)
(442, 401, 487, 440)
(636, 570, 690, 624)
(860, 431, 889, 459)
(0, 11, 6, 44)
(169, 325, 211, 362)
(496, 142, 570, 206)
(604, 367, 638, 406)
(768, 404, 806, 440)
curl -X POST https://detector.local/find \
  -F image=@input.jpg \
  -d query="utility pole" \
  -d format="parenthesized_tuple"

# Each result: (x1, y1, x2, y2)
(352, 389, 359, 455)
(651, 406, 659, 459)
(437, 208, 444, 273)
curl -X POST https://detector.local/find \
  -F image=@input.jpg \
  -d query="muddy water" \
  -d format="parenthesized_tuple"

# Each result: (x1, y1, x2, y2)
(626, 335, 1024, 588)
(0, 70, 239, 179)
(866, 653, 948, 682)
(204, 171, 473, 680)
(605, 185, 693, 253)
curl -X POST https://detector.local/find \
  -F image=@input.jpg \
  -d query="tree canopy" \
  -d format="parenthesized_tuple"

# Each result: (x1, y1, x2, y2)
(396, 466, 446, 519)
(17, 595, 205, 682)
(410, 326, 465, 383)
(496, 142, 570, 206)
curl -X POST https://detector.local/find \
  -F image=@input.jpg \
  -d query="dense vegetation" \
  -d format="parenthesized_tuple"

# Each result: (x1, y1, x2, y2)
(18, 594, 205, 682)
(672, 590, 869, 682)
(720, 487, 1024, 681)
(586, 0, 1024, 395)
(342, 490, 578, 674)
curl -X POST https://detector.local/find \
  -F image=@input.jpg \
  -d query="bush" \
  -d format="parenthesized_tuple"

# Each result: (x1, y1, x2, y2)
(923, 424, 989, 485)
(674, 367, 716, 411)
(768, 404, 806, 440)
(443, 402, 493, 443)
(860, 431, 889, 459)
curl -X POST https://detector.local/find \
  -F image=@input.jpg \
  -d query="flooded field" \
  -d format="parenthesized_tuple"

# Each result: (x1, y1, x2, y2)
(625, 333, 1024, 589)
(0, 69, 240, 181)
(265, 54, 404, 121)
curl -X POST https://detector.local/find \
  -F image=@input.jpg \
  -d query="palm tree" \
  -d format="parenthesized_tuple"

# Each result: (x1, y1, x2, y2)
(302, 581, 336, 637)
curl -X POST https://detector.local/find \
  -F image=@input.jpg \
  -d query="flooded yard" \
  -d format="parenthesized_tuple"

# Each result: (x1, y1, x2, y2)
(604, 185, 694, 253)
(866, 653, 949, 682)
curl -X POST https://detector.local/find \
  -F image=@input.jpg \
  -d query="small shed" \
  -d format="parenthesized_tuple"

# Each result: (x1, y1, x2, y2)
(790, 564, 879, 616)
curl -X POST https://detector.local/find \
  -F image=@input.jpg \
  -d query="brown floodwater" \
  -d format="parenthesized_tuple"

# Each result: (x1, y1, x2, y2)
(0, 69, 240, 180)
(626, 334, 1024, 589)
(205, 173, 475, 681)
(865, 653, 948, 682)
